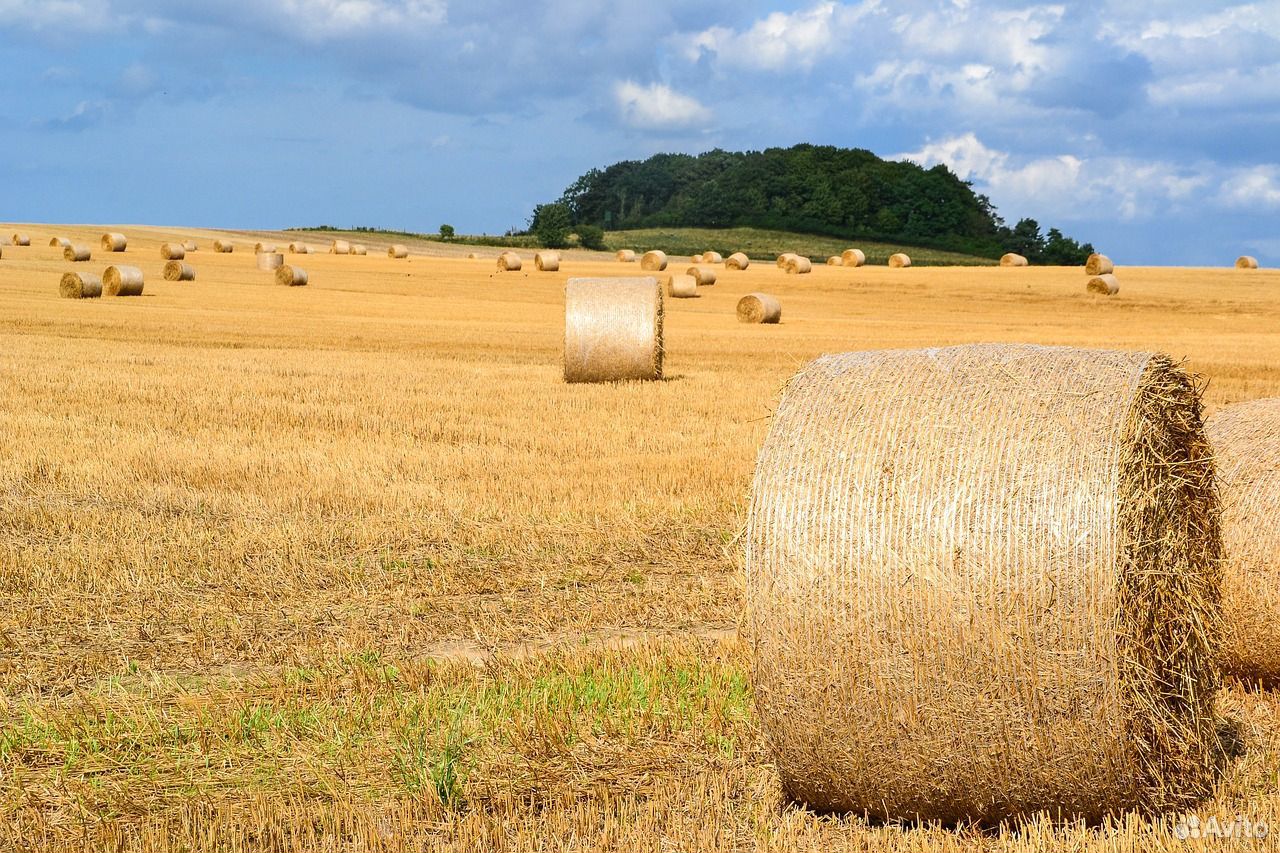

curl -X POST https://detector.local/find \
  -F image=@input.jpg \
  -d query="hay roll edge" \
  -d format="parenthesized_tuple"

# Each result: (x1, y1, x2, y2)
(1001, 252, 1029, 266)
(784, 255, 812, 275)
(103, 265, 144, 296)
(666, 274, 698, 298)
(888, 252, 911, 268)
(389, 244, 409, 259)
(11, 232, 30, 246)
(1236, 255, 1259, 270)
(213, 240, 234, 253)
(1088, 273, 1120, 295)
(726, 252, 750, 270)
(687, 266, 717, 286)
(841, 248, 866, 267)
(563, 277, 663, 383)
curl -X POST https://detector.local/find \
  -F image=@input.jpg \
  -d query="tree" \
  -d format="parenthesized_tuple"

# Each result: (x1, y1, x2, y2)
(576, 224, 605, 250)
(1042, 227, 1095, 265)
(439, 224, 455, 240)
(1006, 218, 1046, 262)
(530, 203, 572, 249)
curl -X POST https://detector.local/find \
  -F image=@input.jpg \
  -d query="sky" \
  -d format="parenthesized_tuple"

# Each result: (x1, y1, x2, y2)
(1, 0, 1277, 265)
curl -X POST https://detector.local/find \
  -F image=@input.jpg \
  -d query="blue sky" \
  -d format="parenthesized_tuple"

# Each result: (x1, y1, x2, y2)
(1, 0, 1277, 264)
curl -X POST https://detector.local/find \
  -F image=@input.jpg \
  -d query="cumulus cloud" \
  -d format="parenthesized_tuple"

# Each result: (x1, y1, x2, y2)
(686, 2, 875, 72)
(614, 81, 711, 130)
(0, 0, 115, 31)
(1219, 166, 1280, 210)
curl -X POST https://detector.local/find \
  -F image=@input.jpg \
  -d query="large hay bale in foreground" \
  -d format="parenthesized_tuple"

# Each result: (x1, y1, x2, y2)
(747, 344, 1223, 823)
(666, 274, 698, 298)
(888, 252, 911, 268)
(725, 252, 750, 270)
(736, 293, 781, 324)
(616, 249, 637, 263)
(1088, 273, 1120, 295)
(103, 265, 144, 296)
(702, 251, 723, 265)
(687, 266, 717, 286)
(497, 251, 522, 271)
(163, 261, 195, 281)
(63, 244, 91, 262)
(1086, 253, 1114, 275)
(276, 265, 308, 286)
(11, 233, 30, 246)
(49, 236, 70, 248)
(256, 252, 284, 271)
(784, 255, 812, 275)
(59, 272, 102, 299)
(329, 240, 350, 255)
(841, 248, 866, 267)
(160, 243, 185, 260)
(1001, 252, 1029, 266)
(289, 242, 310, 254)
(563, 277, 663, 383)
(1236, 255, 1259, 270)
(1207, 398, 1280, 681)
(389, 244, 409, 259)
(213, 239, 234, 253)
(535, 251, 560, 272)
(640, 250, 668, 271)
(101, 232, 127, 252)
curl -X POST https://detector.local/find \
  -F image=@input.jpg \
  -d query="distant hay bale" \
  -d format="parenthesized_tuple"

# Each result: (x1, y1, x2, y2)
(826, 256, 843, 266)
(182, 241, 198, 252)
(59, 272, 102, 299)
(257, 252, 284, 271)
(329, 240, 351, 255)
(213, 239, 234, 253)
(726, 252, 750, 270)
(841, 249, 866, 267)
(737, 293, 781, 324)
(640, 250, 668, 271)
(254, 242, 277, 254)
(101, 232, 127, 252)
(1001, 253, 1029, 267)
(103, 265, 144, 296)
(1208, 398, 1280, 681)
(276, 265, 308, 287)
(497, 251, 522, 271)
(1085, 253, 1114, 275)
(389, 244, 409, 259)
(289, 242, 310, 254)
(784, 255, 812, 275)
(1088, 273, 1120, 295)
(747, 343, 1224, 822)
(63, 244, 91, 262)
(702, 251, 723, 265)
(466, 252, 479, 260)
(616, 249, 637, 263)
(163, 261, 195, 281)
(692, 254, 704, 264)
(666, 274, 698, 298)
(563, 276, 663, 383)
(776, 253, 797, 269)
(535, 251, 560, 272)
(1235, 255, 1259, 270)
(160, 243, 185, 260)
(49, 236, 70, 248)
(350, 244, 368, 256)
(888, 252, 911, 268)
(11, 232, 30, 246)
(687, 266, 717, 286)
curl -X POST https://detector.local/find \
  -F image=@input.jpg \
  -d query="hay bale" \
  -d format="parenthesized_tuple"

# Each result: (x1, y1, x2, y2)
(616, 249, 637, 263)
(289, 242, 310, 254)
(784, 255, 812, 275)
(63, 244, 91, 262)
(746, 343, 1223, 822)
(563, 277, 663, 383)
(160, 243, 185, 260)
(497, 251, 522, 272)
(1085, 253, 1114, 275)
(350, 244, 368, 256)
(1001, 253, 1029, 266)
(163, 261, 195, 281)
(101, 232, 127, 252)
(254, 242, 277, 254)
(11, 233, 30, 246)
(702, 251, 723, 265)
(640, 250, 668, 271)
(692, 254, 704, 264)
(0, 235, 10, 246)
(183, 241, 198, 252)
(213, 239, 234, 253)
(276, 265, 308, 286)
(59, 272, 102, 299)
(776, 253, 797, 269)
(329, 240, 350, 255)
(666, 274, 698, 298)
(49, 236, 70, 248)
(1236, 255, 1259, 270)
(1207, 398, 1280, 681)
(466, 252, 479, 260)
(535, 251, 560, 272)
(726, 252, 750, 270)
(257, 252, 284, 271)
(389, 244, 409, 259)
(841, 248, 866, 267)
(736, 293, 781, 324)
(1088, 273, 1120, 295)
(103, 265, 144, 296)
(888, 252, 911, 268)
(826, 256, 843, 266)
(687, 266, 717, 286)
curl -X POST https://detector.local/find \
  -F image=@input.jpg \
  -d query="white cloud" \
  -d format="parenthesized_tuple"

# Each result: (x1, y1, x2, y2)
(686, 1, 876, 72)
(1219, 166, 1280, 210)
(613, 80, 711, 130)
(0, 0, 115, 31)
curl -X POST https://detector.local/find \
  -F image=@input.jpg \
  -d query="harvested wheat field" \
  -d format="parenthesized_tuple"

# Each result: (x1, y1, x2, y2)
(4, 223, 1280, 851)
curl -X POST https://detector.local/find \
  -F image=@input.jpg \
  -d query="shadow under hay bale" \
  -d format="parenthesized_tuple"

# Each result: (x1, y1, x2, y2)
(563, 277, 663, 383)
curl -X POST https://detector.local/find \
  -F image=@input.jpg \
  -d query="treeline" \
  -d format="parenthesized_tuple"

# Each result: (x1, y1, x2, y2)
(534, 144, 1092, 263)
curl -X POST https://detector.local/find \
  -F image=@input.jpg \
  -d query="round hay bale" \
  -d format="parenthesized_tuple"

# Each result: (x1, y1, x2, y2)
(841, 248, 866, 267)
(276, 265, 308, 287)
(289, 242, 310, 254)
(254, 242, 277, 254)
(702, 251, 723, 265)
(256, 252, 284, 271)
(213, 239, 234, 253)
(163, 261, 195, 281)
(888, 252, 912, 268)
(101, 232, 127, 252)
(350, 244, 368, 256)
(59, 272, 102, 299)
(329, 240, 350, 255)
(1088, 273, 1120, 295)
(784, 255, 812, 275)
(640, 250, 668, 271)
(160, 243, 185, 260)
(389, 244, 409, 259)
(535, 251, 560, 272)
(466, 252, 479, 260)
(725, 252, 750, 270)
(1001, 252, 1029, 267)
(103, 265, 144, 297)
(776, 253, 797, 269)
(1207, 398, 1280, 681)
(1086, 253, 1114, 275)
(746, 343, 1223, 823)
(563, 276, 663, 383)
(616, 249, 637, 263)
(63, 244, 91, 262)
(49, 236, 70, 248)
(182, 241, 198, 252)
(736, 293, 781, 324)
(666, 274, 698, 298)
(692, 254, 704, 264)
(497, 251, 522, 272)
(687, 266, 717, 286)
(11, 233, 30, 246)
(1235, 255, 1259, 270)
(826, 256, 843, 266)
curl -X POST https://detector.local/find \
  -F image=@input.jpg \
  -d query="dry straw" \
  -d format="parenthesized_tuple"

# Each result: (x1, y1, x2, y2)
(63, 244, 91, 262)
(213, 239, 234, 253)
(736, 293, 781, 323)
(163, 261, 195, 281)
(59, 272, 102, 299)
(702, 251, 723, 264)
(842, 248, 866, 267)
(641, 250, 668, 271)
(497, 251, 522, 271)
(1088, 273, 1120, 295)
(1001, 253, 1029, 266)
(182, 240, 198, 252)
(687, 266, 717, 286)
(666, 274, 698, 298)
(784, 255, 812, 275)
(1208, 398, 1280, 681)
(746, 343, 1223, 823)
(276, 265, 308, 286)
(776, 253, 797, 269)
(726, 252, 750, 270)
(351, 244, 368, 256)
(1086, 253, 1114, 275)
(330, 240, 351, 255)
(826, 256, 843, 266)
(103, 265, 144, 296)
(535, 251, 560, 272)
(389, 244, 409, 259)
(101, 232, 127, 252)
(616, 249, 637, 263)
(11, 232, 30, 246)
(289, 242, 310, 254)
(888, 252, 912, 268)
(257, 252, 284, 271)
(563, 276, 663, 383)
(160, 243, 185, 260)
(49, 236, 70, 248)
(1235, 255, 1259, 270)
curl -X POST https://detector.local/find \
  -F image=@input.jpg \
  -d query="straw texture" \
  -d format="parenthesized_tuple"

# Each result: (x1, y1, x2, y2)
(687, 266, 717, 286)
(389, 244, 409, 259)
(726, 252, 750, 270)
(1086, 253, 1114, 275)
(256, 252, 284, 271)
(11, 233, 29, 246)
(1001, 253, 1029, 266)
(103, 265, 144, 296)
(163, 261, 195, 281)
(736, 293, 781, 324)
(535, 251, 560, 272)
(276, 265, 308, 287)
(330, 240, 350, 255)
(497, 251, 522, 272)
(563, 277, 663, 383)
(784, 255, 812, 275)
(841, 248, 866, 267)
(101, 232, 127, 252)
(616, 250, 637, 263)
(888, 252, 912, 268)
(59, 272, 102, 299)
(641, 250, 668, 271)
(1208, 398, 1280, 681)
(666, 274, 698, 298)
(1235, 256, 1259, 270)
(160, 243, 185, 260)
(63, 244, 90, 262)
(1088, 273, 1120, 295)
(746, 343, 1223, 823)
